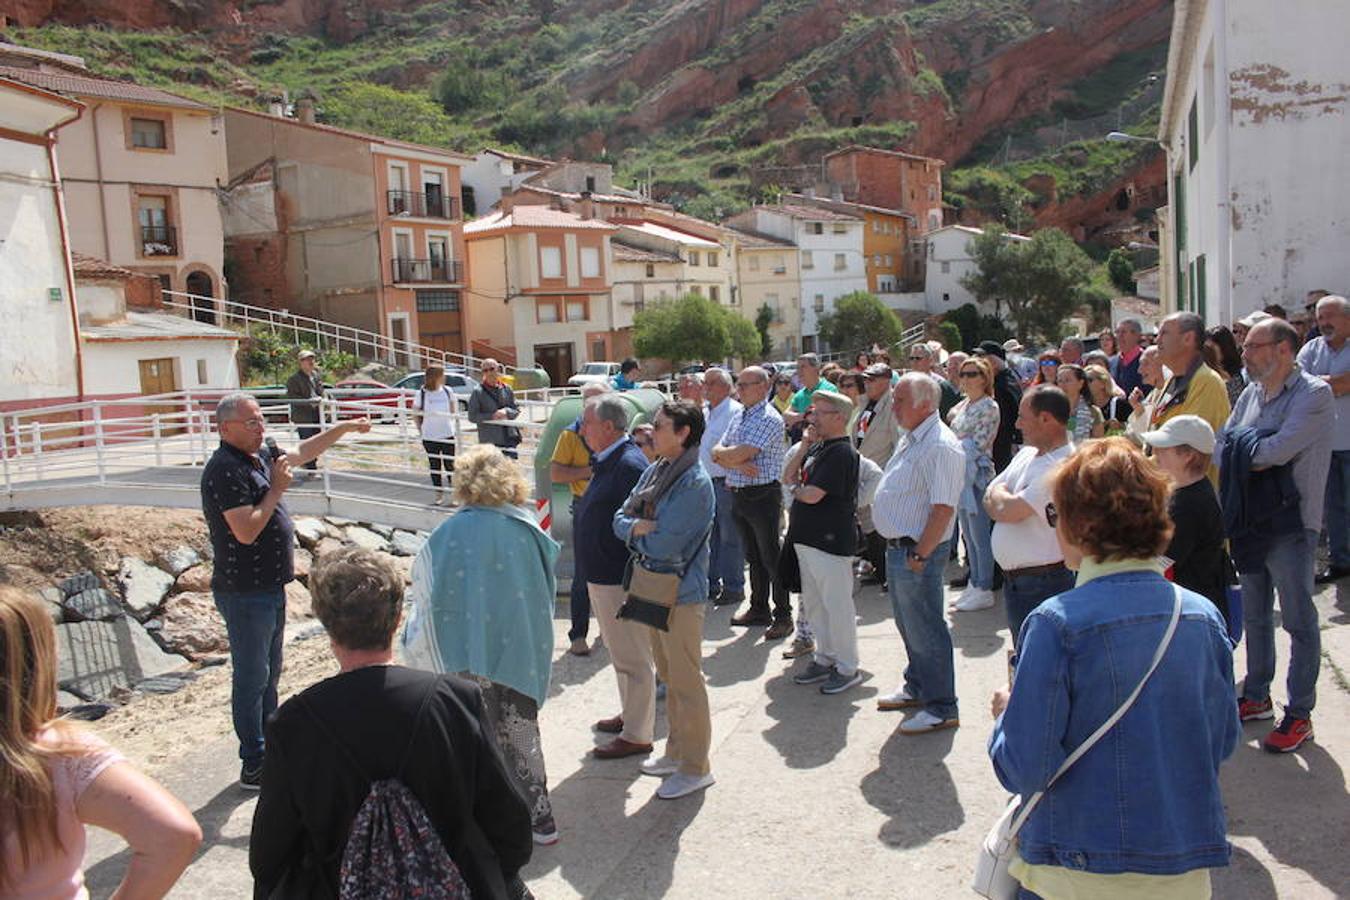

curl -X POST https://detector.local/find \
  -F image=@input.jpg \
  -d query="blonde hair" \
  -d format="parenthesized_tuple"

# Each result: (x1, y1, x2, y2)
(452, 444, 531, 507)
(0, 586, 77, 889)
(961, 356, 995, 398)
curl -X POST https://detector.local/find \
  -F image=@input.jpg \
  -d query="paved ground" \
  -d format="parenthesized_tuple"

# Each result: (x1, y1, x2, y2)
(83, 571, 1350, 899)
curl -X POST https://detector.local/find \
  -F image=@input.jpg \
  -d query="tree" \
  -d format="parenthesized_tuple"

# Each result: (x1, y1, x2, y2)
(937, 321, 962, 352)
(960, 224, 1022, 320)
(1106, 248, 1136, 294)
(633, 293, 758, 365)
(754, 303, 775, 357)
(815, 291, 901, 355)
(961, 226, 1096, 342)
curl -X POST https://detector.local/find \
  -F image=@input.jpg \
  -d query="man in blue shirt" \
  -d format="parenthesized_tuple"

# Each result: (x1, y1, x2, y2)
(1297, 295, 1350, 584)
(611, 357, 641, 391)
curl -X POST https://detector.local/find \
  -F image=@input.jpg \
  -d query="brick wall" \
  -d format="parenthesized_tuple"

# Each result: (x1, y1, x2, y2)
(224, 234, 289, 310)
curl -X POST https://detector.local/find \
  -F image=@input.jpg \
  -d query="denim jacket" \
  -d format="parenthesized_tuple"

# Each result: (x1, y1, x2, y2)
(612, 461, 715, 604)
(958, 435, 994, 515)
(988, 569, 1239, 875)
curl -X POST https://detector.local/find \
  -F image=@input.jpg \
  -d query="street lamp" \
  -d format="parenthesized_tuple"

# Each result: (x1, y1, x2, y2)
(1105, 131, 1159, 145)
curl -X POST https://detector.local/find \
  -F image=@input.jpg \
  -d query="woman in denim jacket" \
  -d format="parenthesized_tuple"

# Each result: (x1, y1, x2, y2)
(614, 399, 716, 801)
(989, 438, 1240, 899)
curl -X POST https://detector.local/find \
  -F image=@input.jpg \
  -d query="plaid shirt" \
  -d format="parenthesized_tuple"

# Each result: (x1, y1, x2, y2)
(722, 398, 786, 488)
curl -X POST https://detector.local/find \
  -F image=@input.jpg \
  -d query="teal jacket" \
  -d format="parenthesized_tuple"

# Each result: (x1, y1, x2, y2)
(402, 504, 559, 705)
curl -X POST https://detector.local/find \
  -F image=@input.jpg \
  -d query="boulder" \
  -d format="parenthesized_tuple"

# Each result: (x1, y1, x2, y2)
(325, 515, 356, 528)
(57, 690, 84, 711)
(344, 526, 390, 553)
(293, 548, 313, 584)
(293, 517, 331, 550)
(59, 571, 100, 599)
(39, 586, 64, 624)
(158, 545, 201, 576)
(56, 618, 186, 700)
(117, 557, 176, 621)
(174, 563, 214, 594)
(390, 530, 426, 557)
(380, 552, 415, 584)
(285, 581, 314, 621)
(157, 592, 228, 658)
(63, 587, 123, 622)
(314, 537, 345, 560)
(135, 671, 198, 695)
(367, 522, 394, 539)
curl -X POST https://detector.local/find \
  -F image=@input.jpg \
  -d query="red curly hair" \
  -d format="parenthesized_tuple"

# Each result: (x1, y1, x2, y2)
(1052, 438, 1174, 561)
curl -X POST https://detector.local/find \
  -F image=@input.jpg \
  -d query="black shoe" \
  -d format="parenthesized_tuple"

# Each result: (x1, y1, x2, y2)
(764, 619, 794, 641)
(731, 610, 773, 627)
(240, 759, 264, 791)
(714, 590, 745, 608)
(948, 572, 969, 588)
(1315, 565, 1350, 585)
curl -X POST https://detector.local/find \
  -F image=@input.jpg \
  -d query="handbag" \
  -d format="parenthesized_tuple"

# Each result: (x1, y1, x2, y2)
(972, 585, 1184, 899)
(618, 560, 682, 631)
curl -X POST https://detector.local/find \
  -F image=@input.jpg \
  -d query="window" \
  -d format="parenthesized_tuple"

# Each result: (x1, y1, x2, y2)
(772, 255, 786, 274)
(688, 250, 701, 266)
(801, 251, 814, 270)
(427, 236, 450, 279)
(196, 359, 208, 385)
(614, 206, 628, 217)
(832, 222, 848, 234)
(834, 253, 846, 271)
(1203, 43, 1216, 137)
(747, 255, 760, 271)
(1188, 98, 1199, 171)
(138, 196, 175, 256)
(130, 117, 166, 149)
(423, 171, 447, 217)
(540, 245, 563, 278)
(1193, 254, 1207, 319)
(928, 185, 938, 202)
(941, 261, 951, 274)
(879, 276, 896, 292)
(872, 220, 880, 234)
(691, 285, 702, 296)
(585, 175, 596, 192)
(710, 285, 720, 302)
(765, 292, 780, 322)
(537, 299, 559, 323)
(416, 290, 460, 312)
(873, 254, 882, 267)
(811, 222, 823, 235)
(645, 263, 655, 278)
(942, 292, 950, 303)
(884, 254, 893, 266)
(580, 246, 601, 278)
(707, 251, 718, 267)
(813, 294, 825, 312)
(566, 299, 587, 321)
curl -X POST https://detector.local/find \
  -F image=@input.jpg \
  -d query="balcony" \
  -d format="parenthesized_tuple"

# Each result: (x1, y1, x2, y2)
(387, 190, 458, 220)
(141, 224, 178, 257)
(391, 257, 461, 284)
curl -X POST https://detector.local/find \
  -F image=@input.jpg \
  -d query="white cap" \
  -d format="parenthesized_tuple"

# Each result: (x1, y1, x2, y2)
(1003, 338, 1024, 353)
(1236, 310, 1272, 328)
(1141, 414, 1216, 455)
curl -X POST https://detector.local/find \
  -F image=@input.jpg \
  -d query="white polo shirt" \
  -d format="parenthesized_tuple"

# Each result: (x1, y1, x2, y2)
(989, 443, 1074, 570)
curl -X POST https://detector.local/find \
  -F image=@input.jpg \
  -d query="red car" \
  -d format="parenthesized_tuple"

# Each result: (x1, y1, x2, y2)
(328, 379, 414, 422)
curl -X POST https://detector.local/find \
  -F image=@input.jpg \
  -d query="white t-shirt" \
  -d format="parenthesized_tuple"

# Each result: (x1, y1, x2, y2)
(415, 386, 455, 441)
(989, 443, 1073, 570)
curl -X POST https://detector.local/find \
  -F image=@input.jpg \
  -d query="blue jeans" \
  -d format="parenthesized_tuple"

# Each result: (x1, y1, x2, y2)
(885, 540, 957, 720)
(958, 505, 994, 590)
(1004, 565, 1077, 651)
(1326, 449, 1350, 568)
(1241, 529, 1321, 719)
(214, 586, 287, 764)
(707, 478, 745, 596)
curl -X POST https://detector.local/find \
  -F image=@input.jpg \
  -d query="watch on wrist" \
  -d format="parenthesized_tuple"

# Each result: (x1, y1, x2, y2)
(907, 547, 927, 563)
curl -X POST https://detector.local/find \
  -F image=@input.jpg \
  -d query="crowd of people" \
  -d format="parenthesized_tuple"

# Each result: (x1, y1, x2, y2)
(2, 294, 1346, 899)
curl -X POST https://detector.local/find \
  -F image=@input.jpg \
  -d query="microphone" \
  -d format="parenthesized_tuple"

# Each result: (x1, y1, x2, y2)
(264, 437, 286, 459)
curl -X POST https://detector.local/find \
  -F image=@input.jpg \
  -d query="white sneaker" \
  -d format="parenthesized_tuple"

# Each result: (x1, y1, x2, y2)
(640, 754, 680, 777)
(898, 710, 960, 735)
(952, 588, 995, 612)
(877, 687, 921, 711)
(656, 771, 715, 799)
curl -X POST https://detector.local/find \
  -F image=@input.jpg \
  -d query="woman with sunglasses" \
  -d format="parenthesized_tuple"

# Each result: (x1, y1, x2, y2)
(947, 357, 1000, 611)
(1033, 350, 1061, 385)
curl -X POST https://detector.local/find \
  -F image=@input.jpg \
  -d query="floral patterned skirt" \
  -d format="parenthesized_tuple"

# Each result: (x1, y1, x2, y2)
(460, 673, 553, 832)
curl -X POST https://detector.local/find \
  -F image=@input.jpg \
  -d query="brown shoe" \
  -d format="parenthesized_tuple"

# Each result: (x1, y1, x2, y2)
(731, 611, 773, 627)
(763, 619, 794, 641)
(781, 638, 815, 659)
(569, 638, 591, 656)
(592, 737, 653, 759)
(594, 715, 624, 734)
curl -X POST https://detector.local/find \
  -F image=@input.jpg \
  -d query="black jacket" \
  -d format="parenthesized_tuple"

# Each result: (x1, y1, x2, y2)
(286, 370, 324, 425)
(250, 666, 532, 899)
(1218, 425, 1302, 573)
(573, 438, 648, 585)
(992, 368, 1023, 472)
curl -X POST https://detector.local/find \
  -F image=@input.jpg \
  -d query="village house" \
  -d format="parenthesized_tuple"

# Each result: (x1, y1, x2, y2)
(784, 192, 921, 300)
(609, 239, 683, 319)
(725, 204, 867, 353)
(221, 104, 472, 359)
(821, 145, 945, 234)
(612, 219, 734, 307)
(923, 224, 1030, 315)
(457, 147, 553, 218)
(1158, 0, 1350, 323)
(0, 43, 228, 322)
(462, 202, 619, 386)
(726, 226, 801, 358)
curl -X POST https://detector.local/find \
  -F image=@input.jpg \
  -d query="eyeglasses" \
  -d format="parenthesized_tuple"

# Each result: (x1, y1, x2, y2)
(225, 417, 266, 429)
(736, 379, 765, 388)
(959, 370, 982, 379)
(1242, 340, 1276, 352)
(908, 355, 926, 361)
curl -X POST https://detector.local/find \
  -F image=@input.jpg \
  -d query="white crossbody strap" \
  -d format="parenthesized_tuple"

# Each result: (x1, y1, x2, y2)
(1006, 584, 1184, 838)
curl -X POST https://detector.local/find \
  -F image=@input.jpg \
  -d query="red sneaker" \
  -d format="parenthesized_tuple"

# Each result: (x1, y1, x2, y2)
(1263, 715, 1313, 753)
(1237, 696, 1274, 721)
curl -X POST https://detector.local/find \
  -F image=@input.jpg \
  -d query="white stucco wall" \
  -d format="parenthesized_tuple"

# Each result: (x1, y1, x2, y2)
(81, 339, 239, 395)
(76, 282, 124, 324)
(0, 139, 79, 404)
(924, 226, 1030, 316)
(796, 221, 867, 341)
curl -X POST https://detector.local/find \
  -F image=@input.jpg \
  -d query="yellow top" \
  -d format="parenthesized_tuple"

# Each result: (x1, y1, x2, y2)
(1016, 554, 1210, 900)
(550, 427, 591, 497)
(1154, 362, 1231, 488)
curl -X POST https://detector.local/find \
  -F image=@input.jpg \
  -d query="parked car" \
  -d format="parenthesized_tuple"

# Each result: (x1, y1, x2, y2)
(568, 361, 622, 387)
(329, 378, 411, 422)
(393, 370, 479, 398)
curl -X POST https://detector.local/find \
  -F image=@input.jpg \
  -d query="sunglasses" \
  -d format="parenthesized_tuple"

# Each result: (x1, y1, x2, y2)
(1039, 360, 1058, 368)
(959, 370, 982, 378)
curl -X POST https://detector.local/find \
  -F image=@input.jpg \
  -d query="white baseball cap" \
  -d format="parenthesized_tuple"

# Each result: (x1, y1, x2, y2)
(1003, 338, 1024, 353)
(1141, 414, 1216, 455)
(1236, 310, 1271, 328)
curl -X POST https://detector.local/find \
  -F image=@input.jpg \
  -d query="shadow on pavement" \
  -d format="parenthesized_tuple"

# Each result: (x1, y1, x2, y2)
(761, 670, 875, 769)
(546, 639, 611, 700)
(947, 605, 1007, 660)
(702, 628, 774, 687)
(1221, 733, 1350, 897)
(1329, 580, 1349, 625)
(859, 726, 963, 849)
(1213, 844, 1279, 900)
(85, 784, 256, 895)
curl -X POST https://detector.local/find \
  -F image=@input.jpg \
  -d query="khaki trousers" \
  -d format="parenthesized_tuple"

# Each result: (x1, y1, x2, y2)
(588, 582, 656, 744)
(650, 603, 712, 776)
(796, 543, 860, 676)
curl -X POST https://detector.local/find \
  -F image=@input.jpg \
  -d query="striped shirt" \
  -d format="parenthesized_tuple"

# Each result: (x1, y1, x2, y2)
(721, 398, 786, 488)
(872, 412, 965, 541)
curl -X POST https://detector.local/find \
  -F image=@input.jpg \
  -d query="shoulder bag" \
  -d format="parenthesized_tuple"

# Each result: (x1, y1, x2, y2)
(972, 585, 1183, 899)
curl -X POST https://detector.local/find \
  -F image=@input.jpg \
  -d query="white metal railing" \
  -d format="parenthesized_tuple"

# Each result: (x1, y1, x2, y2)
(819, 322, 928, 366)
(159, 291, 522, 376)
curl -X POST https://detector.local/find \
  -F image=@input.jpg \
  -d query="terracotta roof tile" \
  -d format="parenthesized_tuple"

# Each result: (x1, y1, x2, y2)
(0, 66, 208, 110)
(464, 206, 619, 236)
(722, 227, 796, 249)
(612, 240, 681, 263)
(823, 144, 945, 167)
(225, 106, 472, 160)
(758, 203, 863, 222)
(71, 253, 142, 281)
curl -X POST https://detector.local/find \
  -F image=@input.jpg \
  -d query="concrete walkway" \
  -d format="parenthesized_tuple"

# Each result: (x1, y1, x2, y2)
(83, 575, 1350, 899)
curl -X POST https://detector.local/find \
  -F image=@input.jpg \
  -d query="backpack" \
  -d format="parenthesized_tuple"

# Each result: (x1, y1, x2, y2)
(298, 682, 472, 900)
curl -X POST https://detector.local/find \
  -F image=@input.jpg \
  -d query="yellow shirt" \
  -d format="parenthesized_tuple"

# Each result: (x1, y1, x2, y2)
(1016, 555, 1210, 900)
(551, 427, 591, 497)
(1154, 362, 1230, 488)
